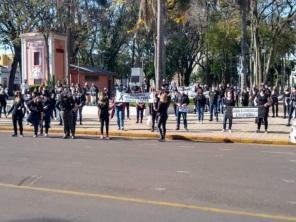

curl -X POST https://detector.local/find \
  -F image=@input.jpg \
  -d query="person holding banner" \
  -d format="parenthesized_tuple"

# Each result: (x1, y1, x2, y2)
(149, 89, 159, 132)
(136, 101, 146, 124)
(157, 91, 170, 141)
(255, 89, 272, 133)
(175, 90, 189, 130)
(222, 91, 235, 133)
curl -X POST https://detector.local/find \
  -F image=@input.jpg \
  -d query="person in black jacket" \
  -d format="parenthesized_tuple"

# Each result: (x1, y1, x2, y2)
(271, 87, 278, 117)
(57, 92, 75, 139)
(157, 91, 170, 141)
(7, 91, 25, 137)
(209, 87, 219, 121)
(27, 96, 44, 137)
(241, 88, 249, 107)
(0, 88, 8, 118)
(175, 90, 189, 130)
(287, 86, 296, 126)
(98, 92, 110, 139)
(50, 89, 57, 119)
(222, 91, 235, 132)
(149, 90, 159, 132)
(255, 89, 272, 133)
(283, 87, 290, 119)
(193, 90, 206, 123)
(40, 92, 52, 137)
(76, 84, 86, 125)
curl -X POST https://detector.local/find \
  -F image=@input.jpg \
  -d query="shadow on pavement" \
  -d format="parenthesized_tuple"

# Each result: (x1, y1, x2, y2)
(5, 219, 72, 222)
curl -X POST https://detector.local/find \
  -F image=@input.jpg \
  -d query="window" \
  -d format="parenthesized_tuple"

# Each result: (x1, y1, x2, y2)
(131, 76, 139, 83)
(34, 79, 42, 85)
(85, 76, 99, 82)
(34, 52, 40, 65)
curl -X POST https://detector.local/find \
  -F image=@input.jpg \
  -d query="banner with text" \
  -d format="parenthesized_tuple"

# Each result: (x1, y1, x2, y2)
(232, 107, 258, 118)
(115, 91, 154, 103)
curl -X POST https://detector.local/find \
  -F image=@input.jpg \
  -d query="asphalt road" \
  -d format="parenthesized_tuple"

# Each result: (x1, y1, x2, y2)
(0, 133, 295, 222)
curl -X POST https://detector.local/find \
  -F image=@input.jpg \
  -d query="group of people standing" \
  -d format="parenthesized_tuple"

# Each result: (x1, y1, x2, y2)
(184, 83, 296, 133)
(3, 79, 296, 141)
(5, 80, 100, 139)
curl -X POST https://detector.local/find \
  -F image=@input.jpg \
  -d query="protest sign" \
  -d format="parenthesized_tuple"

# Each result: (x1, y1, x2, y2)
(232, 107, 258, 118)
(115, 91, 154, 103)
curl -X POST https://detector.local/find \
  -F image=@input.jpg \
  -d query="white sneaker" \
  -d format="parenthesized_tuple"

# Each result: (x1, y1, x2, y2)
(222, 129, 225, 132)
(100, 135, 104, 140)
(105, 137, 110, 140)
(229, 130, 232, 133)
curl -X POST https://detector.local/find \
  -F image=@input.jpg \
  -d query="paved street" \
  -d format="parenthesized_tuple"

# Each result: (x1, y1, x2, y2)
(0, 133, 295, 221)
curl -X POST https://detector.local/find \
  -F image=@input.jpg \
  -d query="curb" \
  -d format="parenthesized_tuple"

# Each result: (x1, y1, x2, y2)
(0, 125, 293, 146)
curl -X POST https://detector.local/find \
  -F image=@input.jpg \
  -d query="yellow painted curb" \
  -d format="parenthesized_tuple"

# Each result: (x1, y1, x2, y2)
(0, 125, 292, 146)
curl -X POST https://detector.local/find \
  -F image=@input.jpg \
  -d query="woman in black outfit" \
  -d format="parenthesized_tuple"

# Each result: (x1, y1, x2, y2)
(40, 92, 52, 137)
(149, 90, 159, 132)
(255, 89, 272, 133)
(7, 91, 25, 137)
(0, 88, 8, 118)
(271, 87, 278, 117)
(136, 101, 145, 123)
(222, 91, 235, 132)
(27, 96, 44, 137)
(98, 92, 110, 139)
(157, 91, 170, 141)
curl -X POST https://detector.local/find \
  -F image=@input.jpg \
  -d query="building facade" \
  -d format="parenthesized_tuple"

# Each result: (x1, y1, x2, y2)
(21, 32, 68, 86)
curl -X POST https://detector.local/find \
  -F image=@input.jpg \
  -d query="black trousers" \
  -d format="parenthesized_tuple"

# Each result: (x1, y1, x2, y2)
(272, 102, 278, 117)
(61, 111, 74, 136)
(12, 115, 23, 135)
(136, 108, 144, 123)
(77, 105, 84, 124)
(283, 104, 290, 118)
(158, 115, 168, 139)
(257, 116, 268, 130)
(0, 104, 6, 117)
(288, 106, 296, 125)
(100, 117, 109, 136)
(126, 103, 130, 119)
(151, 112, 157, 130)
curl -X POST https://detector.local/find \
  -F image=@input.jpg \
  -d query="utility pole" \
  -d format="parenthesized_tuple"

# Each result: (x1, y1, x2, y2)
(156, 0, 165, 90)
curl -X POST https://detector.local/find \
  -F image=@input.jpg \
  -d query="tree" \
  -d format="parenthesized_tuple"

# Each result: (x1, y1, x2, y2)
(0, 0, 43, 95)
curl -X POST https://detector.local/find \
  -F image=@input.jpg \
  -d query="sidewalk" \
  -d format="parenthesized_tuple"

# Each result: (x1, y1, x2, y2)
(0, 109, 293, 145)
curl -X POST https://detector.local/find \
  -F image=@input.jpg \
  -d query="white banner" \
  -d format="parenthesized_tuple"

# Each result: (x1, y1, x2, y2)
(232, 107, 258, 118)
(115, 91, 154, 103)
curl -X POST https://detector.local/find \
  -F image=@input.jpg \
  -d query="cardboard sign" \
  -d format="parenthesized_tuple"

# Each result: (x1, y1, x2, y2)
(178, 105, 189, 113)
(232, 107, 258, 118)
(115, 91, 154, 103)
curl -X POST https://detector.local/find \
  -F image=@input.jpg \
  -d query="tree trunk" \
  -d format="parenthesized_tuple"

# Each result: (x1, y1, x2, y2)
(239, 0, 249, 89)
(8, 44, 21, 96)
(264, 46, 274, 83)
